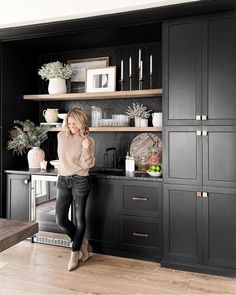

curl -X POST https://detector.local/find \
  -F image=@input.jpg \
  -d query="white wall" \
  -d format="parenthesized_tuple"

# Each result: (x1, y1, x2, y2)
(0, 0, 199, 28)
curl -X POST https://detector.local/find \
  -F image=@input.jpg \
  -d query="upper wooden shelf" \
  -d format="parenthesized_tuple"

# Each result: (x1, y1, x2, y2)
(23, 89, 162, 101)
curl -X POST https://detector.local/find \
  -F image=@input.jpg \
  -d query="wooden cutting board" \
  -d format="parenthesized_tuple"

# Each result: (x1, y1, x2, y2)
(129, 133, 163, 165)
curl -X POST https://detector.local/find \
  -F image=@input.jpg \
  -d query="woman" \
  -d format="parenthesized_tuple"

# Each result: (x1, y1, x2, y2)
(56, 107, 95, 271)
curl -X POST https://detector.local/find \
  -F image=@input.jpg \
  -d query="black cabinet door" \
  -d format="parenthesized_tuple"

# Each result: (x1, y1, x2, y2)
(163, 184, 202, 264)
(202, 13, 236, 125)
(163, 126, 202, 185)
(86, 177, 117, 248)
(163, 12, 236, 126)
(203, 186, 236, 269)
(7, 174, 30, 221)
(163, 17, 201, 126)
(203, 126, 236, 188)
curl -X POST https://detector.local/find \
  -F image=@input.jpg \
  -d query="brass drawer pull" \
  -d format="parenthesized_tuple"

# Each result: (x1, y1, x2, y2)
(132, 232, 149, 238)
(196, 115, 201, 120)
(132, 196, 148, 201)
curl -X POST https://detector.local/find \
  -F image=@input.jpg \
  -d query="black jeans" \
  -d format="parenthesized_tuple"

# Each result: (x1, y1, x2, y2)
(56, 175, 90, 252)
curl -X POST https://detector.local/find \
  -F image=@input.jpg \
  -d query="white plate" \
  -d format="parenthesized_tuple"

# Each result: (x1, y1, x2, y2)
(40, 122, 62, 127)
(50, 160, 60, 170)
(146, 170, 162, 177)
(58, 113, 67, 120)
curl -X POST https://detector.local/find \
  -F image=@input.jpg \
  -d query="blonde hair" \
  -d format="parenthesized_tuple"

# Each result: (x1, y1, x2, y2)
(64, 108, 89, 137)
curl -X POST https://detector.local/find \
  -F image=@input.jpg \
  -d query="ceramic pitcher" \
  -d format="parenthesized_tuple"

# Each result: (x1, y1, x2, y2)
(43, 108, 59, 123)
(152, 112, 162, 127)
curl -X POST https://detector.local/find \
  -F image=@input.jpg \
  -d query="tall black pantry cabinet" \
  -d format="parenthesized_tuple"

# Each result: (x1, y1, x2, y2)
(162, 11, 236, 276)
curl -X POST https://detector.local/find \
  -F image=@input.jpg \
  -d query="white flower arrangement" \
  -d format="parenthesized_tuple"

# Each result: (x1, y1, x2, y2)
(38, 61, 73, 80)
(126, 102, 152, 118)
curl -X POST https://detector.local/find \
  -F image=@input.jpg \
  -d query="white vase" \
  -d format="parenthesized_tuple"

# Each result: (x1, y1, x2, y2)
(48, 78, 67, 94)
(27, 147, 45, 169)
(134, 117, 142, 127)
(140, 118, 148, 127)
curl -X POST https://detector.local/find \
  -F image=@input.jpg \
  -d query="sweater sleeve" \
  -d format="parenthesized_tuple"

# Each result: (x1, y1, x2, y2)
(79, 137, 95, 169)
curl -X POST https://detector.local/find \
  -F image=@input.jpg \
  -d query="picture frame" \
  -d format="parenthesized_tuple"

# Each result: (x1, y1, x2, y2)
(67, 57, 109, 93)
(86, 66, 116, 93)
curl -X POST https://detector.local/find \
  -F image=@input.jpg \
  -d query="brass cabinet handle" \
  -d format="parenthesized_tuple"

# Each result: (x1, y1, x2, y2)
(202, 130, 208, 136)
(132, 196, 148, 201)
(132, 232, 149, 238)
(196, 192, 208, 198)
(202, 192, 208, 198)
(201, 115, 208, 121)
(196, 131, 202, 136)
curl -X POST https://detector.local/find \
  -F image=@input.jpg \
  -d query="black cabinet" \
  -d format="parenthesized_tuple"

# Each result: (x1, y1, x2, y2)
(164, 126, 236, 188)
(203, 186, 236, 269)
(163, 184, 236, 274)
(7, 173, 30, 221)
(117, 180, 162, 259)
(86, 177, 117, 249)
(163, 184, 202, 264)
(163, 12, 236, 126)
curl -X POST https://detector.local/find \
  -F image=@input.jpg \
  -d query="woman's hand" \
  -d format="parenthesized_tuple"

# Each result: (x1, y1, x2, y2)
(82, 138, 90, 149)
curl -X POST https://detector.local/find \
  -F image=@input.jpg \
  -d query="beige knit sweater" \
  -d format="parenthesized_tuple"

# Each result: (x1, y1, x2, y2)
(57, 131, 95, 176)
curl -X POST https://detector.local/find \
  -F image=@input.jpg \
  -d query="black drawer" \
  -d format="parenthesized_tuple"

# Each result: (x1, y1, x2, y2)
(120, 183, 162, 217)
(118, 215, 162, 256)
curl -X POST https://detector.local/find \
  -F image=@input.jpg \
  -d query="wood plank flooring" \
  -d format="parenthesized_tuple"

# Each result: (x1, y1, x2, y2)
(0, 240, 235, 295)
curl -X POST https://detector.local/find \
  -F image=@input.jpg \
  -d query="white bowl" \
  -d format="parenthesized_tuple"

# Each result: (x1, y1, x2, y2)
(50, 160, 60, 170)
(58, 113, 67, 120)
(146, 170, 162, 177)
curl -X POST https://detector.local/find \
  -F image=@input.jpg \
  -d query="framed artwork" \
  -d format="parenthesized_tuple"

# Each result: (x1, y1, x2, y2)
(86, 66, 116, 93)
(67, 57, 109, 93)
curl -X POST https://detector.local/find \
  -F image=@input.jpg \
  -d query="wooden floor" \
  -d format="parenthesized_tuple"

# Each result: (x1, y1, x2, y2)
(0, 241, 236, 295)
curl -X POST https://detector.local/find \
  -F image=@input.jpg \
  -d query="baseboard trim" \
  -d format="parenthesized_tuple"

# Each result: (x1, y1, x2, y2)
(161, 259, 236, 277)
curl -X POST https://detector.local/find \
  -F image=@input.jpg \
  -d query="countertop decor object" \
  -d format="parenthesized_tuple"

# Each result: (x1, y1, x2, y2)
(7, 120, 49, 156)
(130, 132, 163, 166)
(146, 170, 162, 177)
(50, 160, 60, 170)
(7, 120, 49, 169)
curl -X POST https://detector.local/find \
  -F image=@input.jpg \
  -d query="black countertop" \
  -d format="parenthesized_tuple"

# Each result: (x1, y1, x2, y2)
(5, 168, 163, 183)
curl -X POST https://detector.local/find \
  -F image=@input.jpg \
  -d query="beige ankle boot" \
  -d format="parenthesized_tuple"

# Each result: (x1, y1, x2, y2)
(80, 239, 90, 262)
(68, 250, 82, 271)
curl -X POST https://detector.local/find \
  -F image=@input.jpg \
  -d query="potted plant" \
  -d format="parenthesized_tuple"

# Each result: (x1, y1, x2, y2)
(38, 61, 73, 94)
(126, 102, 152, 127)
(7, 120, 49, 169)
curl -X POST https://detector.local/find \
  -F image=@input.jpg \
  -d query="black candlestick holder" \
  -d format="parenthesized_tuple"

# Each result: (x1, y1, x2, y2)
(119, 80, 124, 91)
(129, 76, 132, 90)
(138, 79, 143, 90)
(149, 74, 153, 89)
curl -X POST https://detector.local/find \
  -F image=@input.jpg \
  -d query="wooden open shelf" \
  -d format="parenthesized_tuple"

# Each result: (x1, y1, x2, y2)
(23, 88, 162, 101)
(48, 127, 162, 132)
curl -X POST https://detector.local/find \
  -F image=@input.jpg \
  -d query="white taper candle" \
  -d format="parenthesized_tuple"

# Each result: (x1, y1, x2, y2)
(121, 60, 124, 80)
(150, 54, 153, 75)
(140, 60, 143, 80)
(129, 57, 132, 77)
(138, 49, 141, 69)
